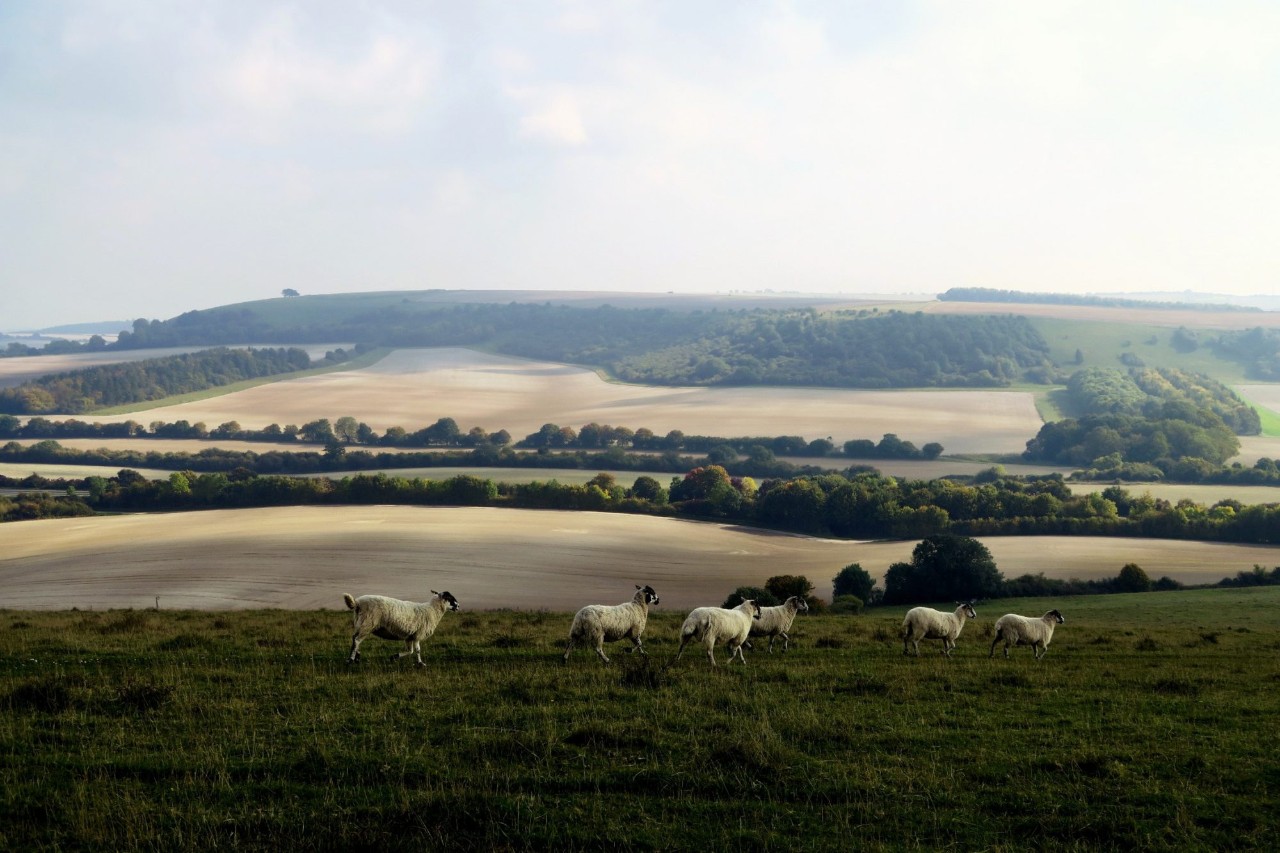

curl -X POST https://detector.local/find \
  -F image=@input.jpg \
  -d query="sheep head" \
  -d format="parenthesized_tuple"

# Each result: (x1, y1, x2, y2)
(1047, 609, 1065, 624)
(790, 596, 810, 613)
(431, 590, 460, 611)
(636, 584, 660, 606)
(957, 601, 977, 619)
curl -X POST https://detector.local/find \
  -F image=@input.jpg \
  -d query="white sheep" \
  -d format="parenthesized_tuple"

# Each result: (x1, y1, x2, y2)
(343, 590, 459, 666)
(901, 601, 977, 657)
(990, 609, 1065, 659)
(746, 595, 810, 653)
(563, 584, 660, 664)
(675, 600, 762, 666)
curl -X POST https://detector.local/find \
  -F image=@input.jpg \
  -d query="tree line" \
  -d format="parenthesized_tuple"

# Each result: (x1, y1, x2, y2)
(1064, 366, 1259, 434)
(0, 347, 358, 415)
(85, 303, 1061, 389)
(833, 536, 1280, 607)
(5, 463, 1278, 547)
(0, 414, 942, 464)
(938, 287, 1258, 313)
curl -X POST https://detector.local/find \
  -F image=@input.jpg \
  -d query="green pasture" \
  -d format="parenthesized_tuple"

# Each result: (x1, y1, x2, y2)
(3, 587, 1278, 850)
(1028, 317, 1252, 384)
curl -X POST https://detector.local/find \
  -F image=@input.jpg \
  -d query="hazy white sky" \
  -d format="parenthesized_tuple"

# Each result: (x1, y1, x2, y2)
(3, 0, 1278, 329)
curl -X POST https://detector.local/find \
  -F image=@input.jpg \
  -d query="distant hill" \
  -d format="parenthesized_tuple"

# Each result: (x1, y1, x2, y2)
(939, 287, 1261, 313)
(38, 321, 131, 335)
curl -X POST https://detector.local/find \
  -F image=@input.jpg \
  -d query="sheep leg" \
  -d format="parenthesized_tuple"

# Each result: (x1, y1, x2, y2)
(704, 638, 718, 667)
(1034, 644, 1046, 660)
(730, 642, 747, 666)
(767, 636, 777, 653)
(780, 632, 790, 653)
(627, 637, 646, 656)
(562, 637, 575, 663)
(593, 641, 611, 665)
(989, 635, 999, 658)
(348, 634, 364, 663)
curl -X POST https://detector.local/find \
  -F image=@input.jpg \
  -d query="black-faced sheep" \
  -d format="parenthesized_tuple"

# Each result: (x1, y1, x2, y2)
(675, 599, 762, 666)
(746, 595, 810, 653)
(990, 609, 1065, 659)
(902, 601, 977, 657)
(563, 585, 660, 664)
(343, 590, 459, 666)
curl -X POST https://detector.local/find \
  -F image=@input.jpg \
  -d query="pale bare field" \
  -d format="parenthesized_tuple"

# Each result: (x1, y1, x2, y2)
(1237, 385, 1280, 414)
(1231, 435, 1280, 465)
(917, 300, 1280, 330)
(0, 344, 351, 388)
(0, 462, 175, 481)
(73, 348, 1044, 455)
(1068, 482, 1280, 505)
(2, 507, 1275, 611)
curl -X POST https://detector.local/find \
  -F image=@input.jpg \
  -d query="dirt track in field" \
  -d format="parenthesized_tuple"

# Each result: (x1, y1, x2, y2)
(2, 507, 1274, 611)
(73, 348, 1044, 455)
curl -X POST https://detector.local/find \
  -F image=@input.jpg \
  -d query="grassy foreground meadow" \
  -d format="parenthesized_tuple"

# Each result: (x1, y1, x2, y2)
(3, 588, 1279, 851)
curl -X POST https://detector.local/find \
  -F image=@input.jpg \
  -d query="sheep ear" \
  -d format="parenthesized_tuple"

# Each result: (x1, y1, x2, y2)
(431, 590, 438, 595)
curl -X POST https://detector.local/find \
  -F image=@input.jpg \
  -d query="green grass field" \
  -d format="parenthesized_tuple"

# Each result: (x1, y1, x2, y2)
(3, 588, 1278, 850)
(1029, 317, 1253, 384)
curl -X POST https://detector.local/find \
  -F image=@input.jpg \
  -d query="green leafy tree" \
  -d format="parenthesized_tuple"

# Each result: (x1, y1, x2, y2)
(1115, 562, 1153, 592)
(883, 535, 1003, 605)
(629, 475, 668, 504)
(333, 416, 360, 444)
(723, 586, 779, 608)
(833, 563, 875, 601)
(765, 575, 813, 601)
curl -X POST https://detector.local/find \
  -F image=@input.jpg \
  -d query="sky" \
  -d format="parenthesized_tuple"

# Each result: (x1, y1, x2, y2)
(2, 1, 1278, 330)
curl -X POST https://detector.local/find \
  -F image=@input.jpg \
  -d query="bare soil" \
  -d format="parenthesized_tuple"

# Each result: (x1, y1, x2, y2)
(2, 507, 1272, 611)
(75, 348, 1045, 455)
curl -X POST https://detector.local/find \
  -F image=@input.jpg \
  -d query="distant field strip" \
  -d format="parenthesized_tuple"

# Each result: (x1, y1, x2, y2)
(91, 347, 388, 415)
(1236, 385, 1280, 437)
(0, 344, 352, 390)
(78, 347, 1045, 455)
(2, 507, 1275, 611)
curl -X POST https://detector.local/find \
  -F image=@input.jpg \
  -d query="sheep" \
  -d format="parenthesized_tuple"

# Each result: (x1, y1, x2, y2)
(675, 600, 763, 666)
(343, 590, 459, 666)
(746, 595, 810, 653)
(901, 601, 977, 657)
(990, 609, 1065, 659)
(563, 584, 660, 664)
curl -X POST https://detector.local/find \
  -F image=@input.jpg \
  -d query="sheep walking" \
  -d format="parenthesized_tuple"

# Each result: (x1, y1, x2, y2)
(343, 590, 459, 666)
(902, 601, 977, 657)
(563, 585, 660, 664)
(990, 609, 1065, 659)
(676, 600, 762, 666)
(746, 595, 810, 653)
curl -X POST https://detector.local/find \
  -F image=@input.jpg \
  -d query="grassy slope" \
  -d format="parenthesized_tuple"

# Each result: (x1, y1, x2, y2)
(3, 587, 1278, 850)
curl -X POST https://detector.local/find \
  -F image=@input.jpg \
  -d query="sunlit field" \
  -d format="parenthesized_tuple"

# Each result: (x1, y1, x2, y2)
(70, 348, 1046, 456)
(3, 507, 1278, 611)
(2, 587, 1278, 850)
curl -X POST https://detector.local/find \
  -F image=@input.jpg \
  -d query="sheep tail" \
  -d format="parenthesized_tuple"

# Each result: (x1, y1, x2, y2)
(343, 593, 357, 610)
